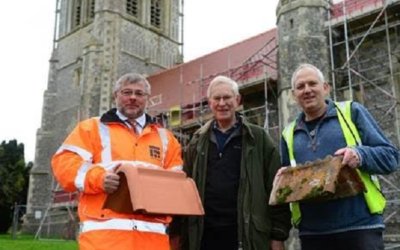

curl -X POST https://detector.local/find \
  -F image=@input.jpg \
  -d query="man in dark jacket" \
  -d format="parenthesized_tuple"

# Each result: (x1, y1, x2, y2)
(184, 75, 291, 250)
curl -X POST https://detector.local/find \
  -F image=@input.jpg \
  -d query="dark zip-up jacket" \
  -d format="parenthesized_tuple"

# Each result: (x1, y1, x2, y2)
(183, 115, 291, 250)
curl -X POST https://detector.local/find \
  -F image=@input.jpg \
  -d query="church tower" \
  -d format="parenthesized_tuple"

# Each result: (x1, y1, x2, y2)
(25, 0, 182, 231)
(276, 0, 330, 126)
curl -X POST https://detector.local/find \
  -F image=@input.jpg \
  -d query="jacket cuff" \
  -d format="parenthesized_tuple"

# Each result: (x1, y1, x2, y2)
(84, 166, 106, 193)
(352, 147, 363, 167)
(270, 228, 289, 241)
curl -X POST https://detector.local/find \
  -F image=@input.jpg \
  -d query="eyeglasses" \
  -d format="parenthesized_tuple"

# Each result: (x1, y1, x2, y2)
(119, 89, 148, 98)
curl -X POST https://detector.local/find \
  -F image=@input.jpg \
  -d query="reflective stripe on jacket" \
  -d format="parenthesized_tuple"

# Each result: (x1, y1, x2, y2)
(81, 218, 167, 235)
(282, 101, 386, 227)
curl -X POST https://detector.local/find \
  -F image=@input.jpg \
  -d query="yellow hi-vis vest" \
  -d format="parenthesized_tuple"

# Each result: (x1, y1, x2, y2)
(282, 101, 386, 227)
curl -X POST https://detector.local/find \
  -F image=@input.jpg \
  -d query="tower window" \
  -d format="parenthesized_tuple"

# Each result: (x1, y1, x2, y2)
(72, 0, 82, 28)
(88, 0, 95, 20)
(126, 0, 139, 17)
(150, 0, 162, 28)
(73, 68, 82, 88)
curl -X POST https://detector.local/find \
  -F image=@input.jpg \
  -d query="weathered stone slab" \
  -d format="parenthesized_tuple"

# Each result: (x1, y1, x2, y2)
(269, 155, 365, 205)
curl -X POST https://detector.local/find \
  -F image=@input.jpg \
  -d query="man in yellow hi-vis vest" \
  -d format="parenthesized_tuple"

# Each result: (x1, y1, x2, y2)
(279, 64, 399, 250)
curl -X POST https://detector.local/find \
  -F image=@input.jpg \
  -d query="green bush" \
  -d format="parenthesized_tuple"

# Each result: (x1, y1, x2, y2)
(0, 140, 31, 233)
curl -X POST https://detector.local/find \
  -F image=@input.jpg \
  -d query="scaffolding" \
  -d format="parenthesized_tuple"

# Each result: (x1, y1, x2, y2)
(151, 0, 400, 247)
(150, 35, 281, 147)
(327, 0, 400, 247)
(34, 182, 78, 240)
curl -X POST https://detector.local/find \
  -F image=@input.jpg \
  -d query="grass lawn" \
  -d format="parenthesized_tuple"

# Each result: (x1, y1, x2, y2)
(0, 234, 77, 250)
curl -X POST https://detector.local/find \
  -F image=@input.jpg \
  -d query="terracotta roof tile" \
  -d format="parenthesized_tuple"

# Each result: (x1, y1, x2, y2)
(103, 164, 204, 215)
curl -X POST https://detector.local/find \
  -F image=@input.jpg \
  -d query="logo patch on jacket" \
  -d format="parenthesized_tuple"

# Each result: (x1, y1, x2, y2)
(149, 146, 161, 159)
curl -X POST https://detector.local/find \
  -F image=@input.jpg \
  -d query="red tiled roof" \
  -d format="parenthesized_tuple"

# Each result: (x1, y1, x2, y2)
(148, 28, 278, 113)
(330, 0, 384, 19)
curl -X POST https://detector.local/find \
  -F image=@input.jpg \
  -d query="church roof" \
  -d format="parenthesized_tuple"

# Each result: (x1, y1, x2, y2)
(148, 28, 278, 112)
(330, 0, 385, 20)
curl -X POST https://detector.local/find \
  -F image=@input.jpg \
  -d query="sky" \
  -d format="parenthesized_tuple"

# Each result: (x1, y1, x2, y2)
(0, 0, 279, 162)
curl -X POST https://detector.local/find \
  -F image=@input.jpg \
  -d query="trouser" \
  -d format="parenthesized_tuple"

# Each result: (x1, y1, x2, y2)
(300, 229, 384, 250)
(200, 225, 238, 250)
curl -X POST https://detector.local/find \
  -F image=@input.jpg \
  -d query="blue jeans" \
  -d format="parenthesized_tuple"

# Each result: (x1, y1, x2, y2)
(300, 229, 384, 250)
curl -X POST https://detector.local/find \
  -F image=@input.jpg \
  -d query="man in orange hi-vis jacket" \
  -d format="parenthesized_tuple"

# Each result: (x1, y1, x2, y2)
(52, 73, 183, 250)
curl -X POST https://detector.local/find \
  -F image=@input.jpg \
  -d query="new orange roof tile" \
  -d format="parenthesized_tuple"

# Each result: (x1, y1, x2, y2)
(103, 164, 204, 215)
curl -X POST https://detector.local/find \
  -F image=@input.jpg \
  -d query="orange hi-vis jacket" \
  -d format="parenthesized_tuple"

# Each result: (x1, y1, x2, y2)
(52, 109, 183, 250)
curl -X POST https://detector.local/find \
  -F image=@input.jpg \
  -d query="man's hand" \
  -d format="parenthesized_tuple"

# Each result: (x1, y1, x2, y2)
(103, 171, 120, 193)
(270, 240, 285, 250)
(335, 147, 360, 168)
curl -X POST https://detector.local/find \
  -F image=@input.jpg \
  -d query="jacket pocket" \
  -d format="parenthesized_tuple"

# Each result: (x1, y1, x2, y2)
(80, 193, 110, 220)
(250, 215, 271, 250)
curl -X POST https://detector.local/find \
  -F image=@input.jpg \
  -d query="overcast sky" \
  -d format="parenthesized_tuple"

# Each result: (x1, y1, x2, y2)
(0, 0, 279, 162)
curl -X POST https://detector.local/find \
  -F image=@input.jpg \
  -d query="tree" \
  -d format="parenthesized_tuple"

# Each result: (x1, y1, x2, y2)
(0, 140, 31, 233)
